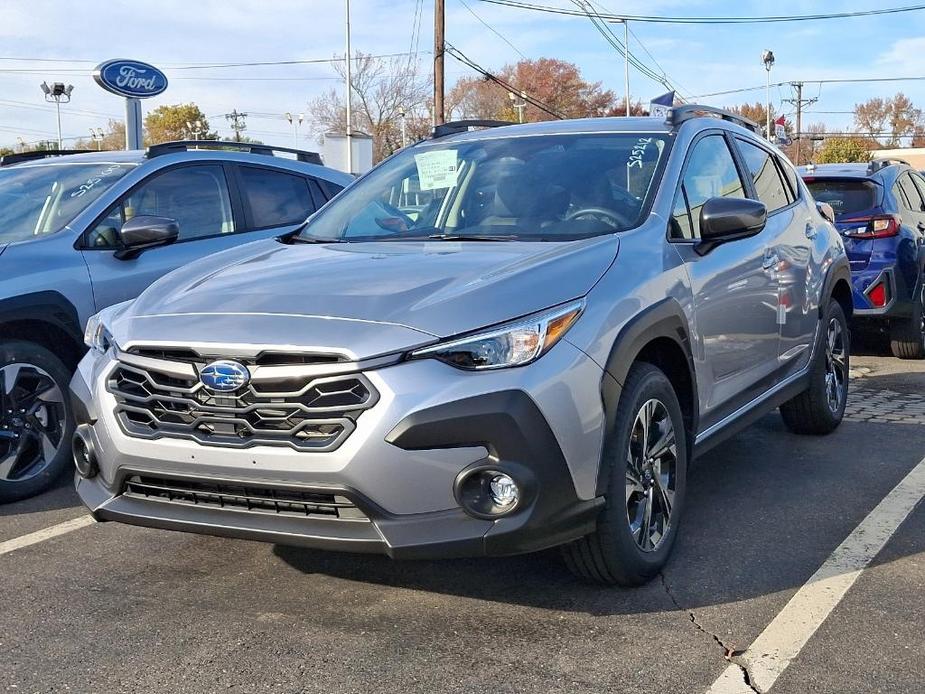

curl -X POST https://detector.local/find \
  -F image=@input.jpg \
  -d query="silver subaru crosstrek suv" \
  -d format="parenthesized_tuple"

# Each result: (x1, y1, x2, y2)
(72, 107, 852, 586)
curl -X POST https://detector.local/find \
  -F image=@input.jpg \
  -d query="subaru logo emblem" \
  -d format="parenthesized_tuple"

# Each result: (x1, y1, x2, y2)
(199, 360, 250, 392)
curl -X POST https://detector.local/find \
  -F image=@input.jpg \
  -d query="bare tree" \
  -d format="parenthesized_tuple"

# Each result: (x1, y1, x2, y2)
(308, 52, 431, 162)
(854, 93, 923, 147)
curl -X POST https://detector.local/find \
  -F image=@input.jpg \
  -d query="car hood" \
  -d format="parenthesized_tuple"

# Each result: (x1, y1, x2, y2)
(117, 237, 619, 358)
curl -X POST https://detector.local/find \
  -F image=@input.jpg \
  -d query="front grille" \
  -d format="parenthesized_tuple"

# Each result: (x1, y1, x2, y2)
(123, 475, 366, 520)
(107, 358, 378, 452)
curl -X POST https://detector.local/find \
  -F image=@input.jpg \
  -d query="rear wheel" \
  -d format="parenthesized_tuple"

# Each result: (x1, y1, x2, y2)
(0, 341, 74, 503)
(780, 300, 849, 435)
(889, 287, 925, 359)
(562, 362, 687, 586)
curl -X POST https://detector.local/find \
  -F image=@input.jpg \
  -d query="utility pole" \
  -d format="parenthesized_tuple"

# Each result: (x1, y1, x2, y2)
(783, 81, 818, 164)
(622, 19, 630, 116)
(434, 0, 445, 125)
(345, 0, 354, 174)
(225, 109, 248, 142)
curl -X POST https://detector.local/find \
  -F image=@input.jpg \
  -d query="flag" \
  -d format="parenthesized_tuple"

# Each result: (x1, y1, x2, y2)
(774, 115, 790, 145)
(649, 91, 675, 119)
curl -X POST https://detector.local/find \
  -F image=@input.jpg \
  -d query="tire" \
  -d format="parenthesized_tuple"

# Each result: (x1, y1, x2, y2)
(0, 340, 75, 503)
(562, 362, 687, 587)
(889, 289, 925, 359)
(780, 300, 849, 435)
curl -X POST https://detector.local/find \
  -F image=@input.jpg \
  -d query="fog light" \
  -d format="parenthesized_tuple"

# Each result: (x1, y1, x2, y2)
(455, 467, 523, 518)
(72, 426, 98, 478)
(489, 473, 518, 507)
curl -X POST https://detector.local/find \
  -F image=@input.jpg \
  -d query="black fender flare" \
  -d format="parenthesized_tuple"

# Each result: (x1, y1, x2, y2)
(0, 290, 84, 346)
(820, 255, 852, 317)
(598, 297, 697, 495)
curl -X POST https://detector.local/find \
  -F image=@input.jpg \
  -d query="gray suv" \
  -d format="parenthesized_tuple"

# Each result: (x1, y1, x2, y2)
(71, 108, 852, 585)
(0, 142, 352, 502)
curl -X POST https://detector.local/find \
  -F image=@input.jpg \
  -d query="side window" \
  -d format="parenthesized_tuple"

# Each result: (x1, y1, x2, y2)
(670, 187, 694, 240)
(898, 174, 923, 213)
(681, 135, 747, 238)
(239, 166, 315, 228)
(909, 173, 925, 212)
(894, 181, 912, 210)
(736, 138, 791, 212)
(87, 164, 235, 247)
(777, 157, 800, 203)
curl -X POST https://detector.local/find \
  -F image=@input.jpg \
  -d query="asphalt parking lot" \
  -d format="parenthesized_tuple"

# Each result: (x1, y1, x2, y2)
(2, 354, 923, 694)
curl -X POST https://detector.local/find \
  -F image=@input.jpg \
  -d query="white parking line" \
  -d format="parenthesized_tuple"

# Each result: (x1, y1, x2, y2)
(707, 455, 925, 694)
(0, 515, 96, 557)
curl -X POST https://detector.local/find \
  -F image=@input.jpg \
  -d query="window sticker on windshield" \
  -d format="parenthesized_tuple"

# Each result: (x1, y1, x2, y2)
(69, 164, 127, 198)
(414, 150, 459, 190)
(627, 138, 653, 169)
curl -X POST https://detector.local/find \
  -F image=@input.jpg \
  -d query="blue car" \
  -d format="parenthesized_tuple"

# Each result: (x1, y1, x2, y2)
(0, 141, 352, 502)
(801, 159, 925, 358)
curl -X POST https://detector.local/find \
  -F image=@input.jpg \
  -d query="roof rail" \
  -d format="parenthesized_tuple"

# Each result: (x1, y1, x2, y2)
(867, 157, 911, 174)
(146, 140, 323, 165)
(667, 105, 760, 134)
(0, 149, 99, 167)
(432, 119, 514, 139)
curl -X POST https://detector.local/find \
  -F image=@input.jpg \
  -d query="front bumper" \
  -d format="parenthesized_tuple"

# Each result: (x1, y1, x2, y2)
(71, 341, 607, 559)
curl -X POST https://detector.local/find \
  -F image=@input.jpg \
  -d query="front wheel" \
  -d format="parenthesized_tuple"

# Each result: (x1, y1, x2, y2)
(0, 341, 75, 503)
(780, 300, 849, 435)
(562, 362, 687, 586)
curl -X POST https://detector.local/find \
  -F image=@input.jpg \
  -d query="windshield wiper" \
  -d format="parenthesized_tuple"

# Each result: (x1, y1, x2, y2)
(288, 234, 346, 244)
(425, 233, 516, 242)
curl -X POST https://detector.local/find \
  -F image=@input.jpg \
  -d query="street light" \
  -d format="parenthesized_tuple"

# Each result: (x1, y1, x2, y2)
(285, 112, 304, 149)
(508, 91, 527, 123)
(89, 128, 105, 150)
(185, 120, 206, 141)
(40, 81, 73, 149)
(398, 108, 407, 147)
(762, 50, 775, 141)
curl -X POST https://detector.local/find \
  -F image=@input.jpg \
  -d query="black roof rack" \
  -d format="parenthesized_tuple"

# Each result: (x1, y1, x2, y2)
(0, 149, 99, 167)
(146, 140, 323, 165)
(867, 157, 911, 174)
(667, 105, 760, 134)
(432, 119, 514, 139)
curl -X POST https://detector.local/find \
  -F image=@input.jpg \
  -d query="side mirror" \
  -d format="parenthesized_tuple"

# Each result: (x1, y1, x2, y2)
(697, 197, 767, 254)
(115, 215, 179, 260)
(816, 201, 836, 224)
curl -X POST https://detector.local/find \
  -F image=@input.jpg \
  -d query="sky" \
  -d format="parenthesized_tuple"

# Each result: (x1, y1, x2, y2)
(2, 0, 925, 150)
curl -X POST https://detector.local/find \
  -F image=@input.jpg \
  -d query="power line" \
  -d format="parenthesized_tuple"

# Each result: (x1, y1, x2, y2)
(444, 42, 566, 119)
(691, 75, 925, 100)
(476, 0, 925, 24)
(457, 0, 528, 59)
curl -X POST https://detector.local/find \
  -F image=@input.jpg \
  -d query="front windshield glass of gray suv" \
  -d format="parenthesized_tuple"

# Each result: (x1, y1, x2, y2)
(0, 162, 135, 243)
(300, 133, 669, 242)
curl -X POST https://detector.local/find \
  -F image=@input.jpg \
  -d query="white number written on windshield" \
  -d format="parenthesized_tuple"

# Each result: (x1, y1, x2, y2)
(69, 165, 125, 198)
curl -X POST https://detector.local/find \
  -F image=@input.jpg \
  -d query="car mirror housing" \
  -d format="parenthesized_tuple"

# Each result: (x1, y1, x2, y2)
(696, 197, 767, 254)
(815, 201, 836, 224)
(115, 215, 180, 260)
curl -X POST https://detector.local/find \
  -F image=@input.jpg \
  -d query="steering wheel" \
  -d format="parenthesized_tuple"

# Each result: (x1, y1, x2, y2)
(564, 205, 633, 228)
(373, 201, 416, 233)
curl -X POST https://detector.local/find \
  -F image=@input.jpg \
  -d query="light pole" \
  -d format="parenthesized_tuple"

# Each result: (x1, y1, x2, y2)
(89, 128, 105, 150)
(508, 91, 527, 123)
(16, 136, 26, 153)
(285, 112, 304, 149)
(186, 120, 206, 141)
(40, 81, 73, 149)
(399, 108, 407, 147)
(345, 0, 354, 174)
(762, 50, 775, 141)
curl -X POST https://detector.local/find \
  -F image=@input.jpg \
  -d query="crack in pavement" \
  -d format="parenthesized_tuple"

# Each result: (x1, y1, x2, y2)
(659, 572, 760, 693)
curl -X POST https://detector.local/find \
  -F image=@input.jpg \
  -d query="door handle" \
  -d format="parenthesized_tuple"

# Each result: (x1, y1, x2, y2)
(805, 220, 817, 239)
(762, 252, 779, 270)
(917, 221, 925, 233)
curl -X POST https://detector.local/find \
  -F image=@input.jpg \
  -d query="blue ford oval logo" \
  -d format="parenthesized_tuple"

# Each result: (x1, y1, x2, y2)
(93, 59, 168, 99)
(200, 360, 250, 392)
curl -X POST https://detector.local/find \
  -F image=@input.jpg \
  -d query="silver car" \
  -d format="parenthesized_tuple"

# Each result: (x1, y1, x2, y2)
(71, 107, 852, 585)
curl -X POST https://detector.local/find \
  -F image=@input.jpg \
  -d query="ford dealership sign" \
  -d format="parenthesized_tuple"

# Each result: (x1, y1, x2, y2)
(93, 59, 167, 99)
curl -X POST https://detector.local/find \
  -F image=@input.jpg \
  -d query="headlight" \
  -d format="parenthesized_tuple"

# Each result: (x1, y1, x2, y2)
(411, 300, 584, 370)
(83, 314, 113, 353)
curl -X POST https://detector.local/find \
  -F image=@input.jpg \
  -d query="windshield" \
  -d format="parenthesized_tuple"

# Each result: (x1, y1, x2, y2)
(299, 133, 669, 243)
(0, 162, 135, 243)
(804, 178, 879, 217)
